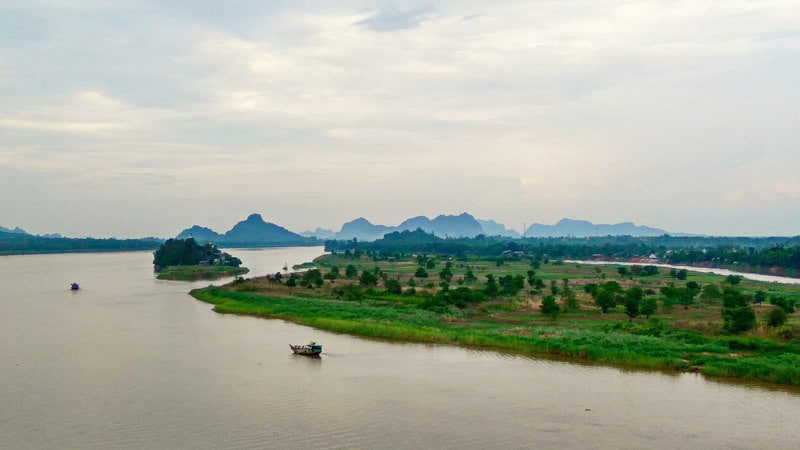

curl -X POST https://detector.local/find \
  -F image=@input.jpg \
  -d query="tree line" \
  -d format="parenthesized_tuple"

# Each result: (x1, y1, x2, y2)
(325, 230, 800, 275)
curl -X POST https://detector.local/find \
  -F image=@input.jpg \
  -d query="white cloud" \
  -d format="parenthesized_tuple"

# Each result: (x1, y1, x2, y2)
(2, 1, 799, 237)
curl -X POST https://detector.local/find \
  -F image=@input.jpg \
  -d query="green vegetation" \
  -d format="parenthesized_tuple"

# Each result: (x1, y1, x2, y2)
(153, 238, 245, 280)
(192, 248, 800, 387)
(157, 265, 249, 281)
(153, 238, 242, 269)
(325, 230, 800, 277)
(0, 230, 160, 255)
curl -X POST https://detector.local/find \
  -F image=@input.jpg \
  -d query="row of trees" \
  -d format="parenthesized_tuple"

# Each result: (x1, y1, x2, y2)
(325, 230, 800, 274)
(0, 231, 160, 255)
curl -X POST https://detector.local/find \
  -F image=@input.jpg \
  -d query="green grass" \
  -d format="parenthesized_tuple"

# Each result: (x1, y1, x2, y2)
(191, 284, 800, 386)
(186, 253, 800, 386)
(157, 265, 249, 281)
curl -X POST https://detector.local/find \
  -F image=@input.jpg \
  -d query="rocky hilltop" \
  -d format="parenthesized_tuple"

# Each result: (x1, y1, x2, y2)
(176, 214, 317, 246)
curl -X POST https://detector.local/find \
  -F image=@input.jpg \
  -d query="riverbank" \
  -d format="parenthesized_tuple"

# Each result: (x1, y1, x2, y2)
(157, 265, 249, 281)
(190, 255, 800, 386)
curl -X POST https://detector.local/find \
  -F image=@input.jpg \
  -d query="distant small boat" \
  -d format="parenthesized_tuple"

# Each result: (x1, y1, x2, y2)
(290, 341, 322, 356)
(70, 283, 80, 290)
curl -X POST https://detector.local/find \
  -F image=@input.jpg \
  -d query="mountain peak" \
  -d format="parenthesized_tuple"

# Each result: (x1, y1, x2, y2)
(176, 214, 314, 245)
(527, 219, 666, 238)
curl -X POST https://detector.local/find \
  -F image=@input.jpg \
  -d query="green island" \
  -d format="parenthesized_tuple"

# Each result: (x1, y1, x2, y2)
(154, 238, 248, 280)
(191, 231, 800, 386)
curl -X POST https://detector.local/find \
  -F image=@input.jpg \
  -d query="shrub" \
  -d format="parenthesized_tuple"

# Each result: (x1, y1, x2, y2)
(768, 308, 788, 327)
(724, 305, 756, 334)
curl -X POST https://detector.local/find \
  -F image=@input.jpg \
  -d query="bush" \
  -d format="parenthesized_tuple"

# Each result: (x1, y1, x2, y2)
(724, 305, 756, 334)
(768, 308, 788, 327)
(770, 296, 796, 314)
(540, 295, 560, 318)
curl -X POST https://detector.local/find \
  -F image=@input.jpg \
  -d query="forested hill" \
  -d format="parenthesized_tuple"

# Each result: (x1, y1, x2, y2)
(325, 231, 800, 276)
(0, 230, 162, 255)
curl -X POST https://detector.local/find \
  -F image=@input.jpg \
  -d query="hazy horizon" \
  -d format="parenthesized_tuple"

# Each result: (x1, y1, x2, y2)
(3, 2, 798, 238)
(4, 212, 799, 240)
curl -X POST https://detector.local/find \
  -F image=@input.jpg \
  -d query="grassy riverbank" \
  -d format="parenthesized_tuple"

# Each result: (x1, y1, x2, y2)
(191, 254, 800, 386)
(157, 265, 249, 281)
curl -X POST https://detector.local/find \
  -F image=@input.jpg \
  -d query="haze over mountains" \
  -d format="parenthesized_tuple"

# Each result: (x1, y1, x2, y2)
(172, 212, 669, 244)
(2, 213, 673, 246)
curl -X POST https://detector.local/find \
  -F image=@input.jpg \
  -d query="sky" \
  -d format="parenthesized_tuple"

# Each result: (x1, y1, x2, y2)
(2, 1, 799, 238)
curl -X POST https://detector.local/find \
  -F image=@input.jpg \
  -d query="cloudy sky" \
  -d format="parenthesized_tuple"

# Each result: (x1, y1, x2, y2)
(2, 1, 799, 238)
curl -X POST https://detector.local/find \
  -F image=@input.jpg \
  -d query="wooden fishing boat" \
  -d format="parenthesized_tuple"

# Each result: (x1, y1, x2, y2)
(290, 341, 322, 355)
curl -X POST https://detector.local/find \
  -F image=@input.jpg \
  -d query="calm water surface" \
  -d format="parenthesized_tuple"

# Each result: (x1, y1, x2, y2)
(1, 248, 799, 449)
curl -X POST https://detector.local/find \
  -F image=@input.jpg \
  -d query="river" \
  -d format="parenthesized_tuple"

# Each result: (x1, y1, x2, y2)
(1, 248, 798, 449)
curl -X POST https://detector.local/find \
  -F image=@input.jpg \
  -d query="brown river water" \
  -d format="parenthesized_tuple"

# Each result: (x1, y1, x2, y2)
(1, 247, 798, 449)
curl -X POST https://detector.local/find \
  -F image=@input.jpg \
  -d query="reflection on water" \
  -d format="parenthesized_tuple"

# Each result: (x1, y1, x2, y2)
(1, 248, 799, 449)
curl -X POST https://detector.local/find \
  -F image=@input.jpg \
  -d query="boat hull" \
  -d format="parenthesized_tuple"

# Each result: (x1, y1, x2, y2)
(290, 343, 322, 355)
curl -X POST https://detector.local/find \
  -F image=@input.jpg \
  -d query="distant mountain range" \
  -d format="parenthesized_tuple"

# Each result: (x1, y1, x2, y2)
(524, 219, 667, 238)
(1, 214, 672, 250)
(298, 214, 666, 241)
(176, 213, 317, 246)
(0, 225, 62, 239)
(0, 225, 28, 234)
(177, 213, 669, 244)
(333, 213, 490, 241)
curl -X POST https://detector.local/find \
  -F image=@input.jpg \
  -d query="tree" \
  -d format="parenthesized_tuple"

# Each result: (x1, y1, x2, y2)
(414, 267, 429, 278)
(301, 269, 324, 288)
(549, 280, 559, 296)
(384, 278, 402, 294)
(526, 270, 536, 288)
(770, 296, 796, 314)
(726, 274, 743, 285)
(345, 264, 358, 278)
(589, 281, 624, 313)
(540, 295, 560, 319)
(641, 297, 658, 319)
(724, 305, 756, 334)
(564, 292, 579, 311)
(624, 295, 640, 321)
(678, 287, 698, 309)
(359, 269, 378, 287)
(594, 288, 617, 313)
(768, 307, 788, 327)
(464, 269, 477, 282)
(617, 266, 629, 277)
(700, 284, 721, 302)
(624, 287, 644, 321)
(643, 265, 659, 276)
(722, 287, 749, 308)
(484, 274, 499, 297)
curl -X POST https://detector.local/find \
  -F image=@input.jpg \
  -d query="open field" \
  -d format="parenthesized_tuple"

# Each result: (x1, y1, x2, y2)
(192, 254, 800, 386)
